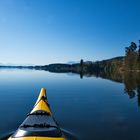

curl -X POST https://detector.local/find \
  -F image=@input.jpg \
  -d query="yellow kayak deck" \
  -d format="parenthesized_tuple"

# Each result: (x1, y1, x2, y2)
(8, 88, 65, 140)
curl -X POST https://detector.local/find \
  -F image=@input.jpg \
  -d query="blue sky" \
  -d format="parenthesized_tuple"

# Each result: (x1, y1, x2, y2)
(0, 0, 140, 65)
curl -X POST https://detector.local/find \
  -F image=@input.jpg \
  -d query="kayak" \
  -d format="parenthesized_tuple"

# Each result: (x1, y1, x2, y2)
(8, 88, 65, 140)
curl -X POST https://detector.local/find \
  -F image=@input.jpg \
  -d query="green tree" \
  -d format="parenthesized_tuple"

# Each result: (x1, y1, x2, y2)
(125, 41, 138, 70)
(80, 59, 84, 67)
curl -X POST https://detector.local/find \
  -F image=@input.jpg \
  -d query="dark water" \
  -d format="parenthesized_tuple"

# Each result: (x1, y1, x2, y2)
(0, 69, 140, 140)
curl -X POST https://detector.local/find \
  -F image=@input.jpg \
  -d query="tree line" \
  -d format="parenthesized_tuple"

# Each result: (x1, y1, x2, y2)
(125, 40, 140, 71)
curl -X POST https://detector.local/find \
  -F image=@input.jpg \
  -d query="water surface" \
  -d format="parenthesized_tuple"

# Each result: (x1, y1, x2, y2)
(0, 69, 140, 140)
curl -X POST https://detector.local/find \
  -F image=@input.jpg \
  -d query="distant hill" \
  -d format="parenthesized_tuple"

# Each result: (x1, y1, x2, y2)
(0, 56, 125, 75)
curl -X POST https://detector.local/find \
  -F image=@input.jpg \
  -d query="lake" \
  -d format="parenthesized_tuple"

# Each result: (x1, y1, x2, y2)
(0, 69, 140, 140)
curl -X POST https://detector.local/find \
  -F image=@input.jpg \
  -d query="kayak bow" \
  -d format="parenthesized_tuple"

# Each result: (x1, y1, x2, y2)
(8, 88, 65, 140)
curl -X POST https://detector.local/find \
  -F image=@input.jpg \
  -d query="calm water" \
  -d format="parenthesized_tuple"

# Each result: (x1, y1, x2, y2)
(0, 69, 140, 140)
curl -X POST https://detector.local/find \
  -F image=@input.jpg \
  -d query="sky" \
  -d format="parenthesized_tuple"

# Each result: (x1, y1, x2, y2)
(0, 0, 140, 65)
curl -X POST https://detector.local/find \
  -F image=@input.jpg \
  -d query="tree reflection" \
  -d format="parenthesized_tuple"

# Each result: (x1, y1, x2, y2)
(124, 72, 137, 99)
(123, 72, 140, 105)
(80, 70, 140, 106)
(106, 71, 140, 106)
(137, 86, 140, 106)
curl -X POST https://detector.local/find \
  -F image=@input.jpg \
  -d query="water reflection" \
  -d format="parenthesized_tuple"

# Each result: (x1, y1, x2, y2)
(38, 68, 140, 106)
(123, 72, 140, 105)
(0, 68, 140, 140)
(78, 70, 140, 106)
